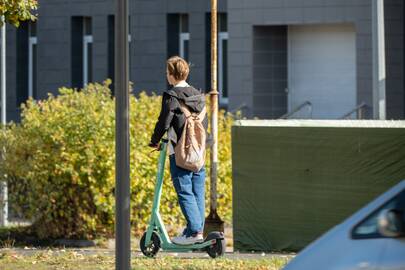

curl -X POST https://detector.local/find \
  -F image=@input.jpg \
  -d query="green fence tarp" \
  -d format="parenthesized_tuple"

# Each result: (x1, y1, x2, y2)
(232, 120, 405, 252)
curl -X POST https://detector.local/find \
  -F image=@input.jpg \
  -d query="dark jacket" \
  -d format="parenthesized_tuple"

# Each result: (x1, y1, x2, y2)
(150, 86, 208, 147)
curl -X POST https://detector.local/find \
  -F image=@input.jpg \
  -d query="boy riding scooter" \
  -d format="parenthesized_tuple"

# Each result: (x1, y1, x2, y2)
(143, 56, 225, 257)
(149, 56, 208, 245)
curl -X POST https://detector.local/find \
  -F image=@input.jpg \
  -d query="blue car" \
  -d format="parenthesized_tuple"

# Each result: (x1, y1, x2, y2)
(283, 180, 405, 270)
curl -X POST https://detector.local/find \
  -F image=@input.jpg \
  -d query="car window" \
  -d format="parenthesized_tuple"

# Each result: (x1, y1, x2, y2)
(352, 188, 405, 239)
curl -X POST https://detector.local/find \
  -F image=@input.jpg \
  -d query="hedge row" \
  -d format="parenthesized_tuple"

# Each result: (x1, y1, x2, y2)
(0, 81, 233, 239)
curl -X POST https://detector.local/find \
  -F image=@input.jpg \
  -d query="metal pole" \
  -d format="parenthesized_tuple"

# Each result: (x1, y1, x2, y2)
(1, 17, 5, 126)
(204, 0, 224, 235)
(210, 0, 218, 215)
(0, 16, 8, 227)
(115, 0, 130, 269)
(372, 0, 386, 119)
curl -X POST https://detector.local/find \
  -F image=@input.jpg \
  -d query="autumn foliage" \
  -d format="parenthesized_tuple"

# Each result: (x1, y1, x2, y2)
(0, 0, 37, 27)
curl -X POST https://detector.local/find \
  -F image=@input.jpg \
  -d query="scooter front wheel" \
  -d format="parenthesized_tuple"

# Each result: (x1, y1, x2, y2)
(140, 231, 161, 258)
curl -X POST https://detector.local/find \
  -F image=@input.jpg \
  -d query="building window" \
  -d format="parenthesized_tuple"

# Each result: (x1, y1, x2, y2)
(168, 14, 189, 61)
(108, 15, 132, 95)
(128, 16, 132, 44)
(16, 22, 37, 106)
(179, 14, 189, 61)
(28, 23, 37, 99)
(71, 17, 92, 88)
(218, 14, 228, 104)
(206, 13, 228, 104)
(108, 15, 114, 93)
(83, 17, 93, 86)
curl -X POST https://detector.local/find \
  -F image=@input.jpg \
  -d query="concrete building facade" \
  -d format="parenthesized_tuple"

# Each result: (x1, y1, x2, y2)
(228, 0, 404, 119)
(3, 0, 405, 121)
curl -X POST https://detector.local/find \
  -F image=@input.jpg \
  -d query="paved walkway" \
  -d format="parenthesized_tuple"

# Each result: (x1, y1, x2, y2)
(3, 247, 294, 260)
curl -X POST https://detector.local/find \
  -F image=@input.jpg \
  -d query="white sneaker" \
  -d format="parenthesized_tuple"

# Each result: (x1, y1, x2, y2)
(172, 233, 204, 245)
(176, 228, 187, 238)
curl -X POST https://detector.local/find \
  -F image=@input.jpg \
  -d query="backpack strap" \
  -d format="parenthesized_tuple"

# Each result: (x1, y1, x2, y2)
(178, 101, 206, 121)
(197, 106, 207, 121)
(178, 101, 192, 118)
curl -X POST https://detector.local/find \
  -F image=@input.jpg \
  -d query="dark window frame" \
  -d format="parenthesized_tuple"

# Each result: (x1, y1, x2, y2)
(16, 22, 29, 107)
(71, 16, 84, 89)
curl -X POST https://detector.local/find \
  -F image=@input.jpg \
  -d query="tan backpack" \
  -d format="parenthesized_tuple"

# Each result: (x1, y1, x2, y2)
(174, 101, 207, 172)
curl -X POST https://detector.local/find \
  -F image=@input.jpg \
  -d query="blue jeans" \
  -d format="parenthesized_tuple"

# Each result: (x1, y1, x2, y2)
(169, 155, 205, 237)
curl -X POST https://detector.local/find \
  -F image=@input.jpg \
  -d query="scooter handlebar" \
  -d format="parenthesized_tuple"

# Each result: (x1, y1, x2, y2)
(148, 139, 168, 154)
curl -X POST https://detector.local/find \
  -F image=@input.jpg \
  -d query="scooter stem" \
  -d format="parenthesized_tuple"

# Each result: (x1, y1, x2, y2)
(151, 140, 168, 219)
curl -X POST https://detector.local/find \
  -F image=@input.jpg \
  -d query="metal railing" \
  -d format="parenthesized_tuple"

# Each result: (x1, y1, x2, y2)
(279, 101, 312, 119)
(340, 102, 368, 119)
(228, 103, 249, 119)
(229, 103, 248, 114)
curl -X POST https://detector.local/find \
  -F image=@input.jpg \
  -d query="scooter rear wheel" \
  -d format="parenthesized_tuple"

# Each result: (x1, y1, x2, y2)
(140, 231, 161, 258)
(205, 232, 226, 258)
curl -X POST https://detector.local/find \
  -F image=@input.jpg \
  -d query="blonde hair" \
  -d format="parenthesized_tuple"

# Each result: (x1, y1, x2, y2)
(166, 56, 190, 81)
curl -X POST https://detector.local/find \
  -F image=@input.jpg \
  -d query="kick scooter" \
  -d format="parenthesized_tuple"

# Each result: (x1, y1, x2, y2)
(140, 139, 226, 258)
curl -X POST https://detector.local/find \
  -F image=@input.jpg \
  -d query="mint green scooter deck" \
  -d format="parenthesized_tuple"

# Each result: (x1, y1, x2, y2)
(144, 140, 216, 251)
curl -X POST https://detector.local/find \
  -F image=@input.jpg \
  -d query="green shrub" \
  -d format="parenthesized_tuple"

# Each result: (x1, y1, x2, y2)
(0, 81, 233, 239)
